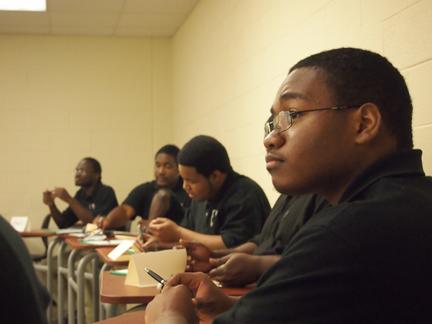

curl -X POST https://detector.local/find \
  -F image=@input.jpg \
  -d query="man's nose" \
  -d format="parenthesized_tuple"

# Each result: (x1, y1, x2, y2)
(263, 131, 285, 150)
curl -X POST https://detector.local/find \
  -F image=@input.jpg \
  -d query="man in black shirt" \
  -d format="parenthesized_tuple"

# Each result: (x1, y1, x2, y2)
(145, 48, 432, 324)
(148, 135, 270, 250)
(43, 157, 118, 228)
(100, 145, 190, 230)
(184, 194, 328, 286)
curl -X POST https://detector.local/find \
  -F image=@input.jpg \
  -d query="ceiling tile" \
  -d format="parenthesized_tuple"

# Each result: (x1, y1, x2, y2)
(51, 25, 114, 35)
(0, 24, 50, 34)
(0, 12, 49, 26)
(124, 0, 198, 14)
(50, 12, 119, 26)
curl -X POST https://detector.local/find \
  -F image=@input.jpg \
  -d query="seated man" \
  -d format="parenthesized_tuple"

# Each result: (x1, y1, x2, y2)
(185, 194, 328, 286)
(99, 145, 190, 230)
(148, 135, 271, 250)
(146, 48, 432, 323)
(0, 215, 50, 323)
(43, 157, 118, 229)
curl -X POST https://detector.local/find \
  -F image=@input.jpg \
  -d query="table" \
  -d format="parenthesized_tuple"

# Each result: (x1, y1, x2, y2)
(95, 310, 146, 324)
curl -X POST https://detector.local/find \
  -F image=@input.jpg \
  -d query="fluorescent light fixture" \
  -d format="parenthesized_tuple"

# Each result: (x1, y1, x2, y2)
(0, 0, 46, 11)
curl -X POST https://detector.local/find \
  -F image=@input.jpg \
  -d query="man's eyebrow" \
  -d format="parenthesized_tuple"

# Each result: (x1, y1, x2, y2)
(280, 91, 309, 101)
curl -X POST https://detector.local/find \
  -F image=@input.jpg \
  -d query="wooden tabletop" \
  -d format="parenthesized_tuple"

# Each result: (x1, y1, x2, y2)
(100, 271, 254, 305)
(100, 271, 159, 304)
(95, 310, 146, 324)
(20, 229, 57, 238)
(64, 236, 125, 250)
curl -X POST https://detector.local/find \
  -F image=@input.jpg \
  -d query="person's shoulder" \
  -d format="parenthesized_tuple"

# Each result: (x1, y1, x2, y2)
(99, 183, 115, 192)
(230, 173, 264, 192)
(131, 181, 155, 192)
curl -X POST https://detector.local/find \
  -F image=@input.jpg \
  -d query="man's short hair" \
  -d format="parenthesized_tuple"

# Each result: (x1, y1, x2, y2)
(178, 135, 233, 177)
(82, 157, 102, 174)
(289, 47, 413, 149)
(155, 145, 180, 163)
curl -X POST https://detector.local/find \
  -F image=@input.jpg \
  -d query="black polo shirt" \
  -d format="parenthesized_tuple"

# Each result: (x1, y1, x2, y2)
(123, 178, 190, 223)
(0, 216, 49, 324)
(181, 171, 270, 248)
(215, 149, 432, 323)
(60, 182, 118, 228)
(251, 194, 328, 255)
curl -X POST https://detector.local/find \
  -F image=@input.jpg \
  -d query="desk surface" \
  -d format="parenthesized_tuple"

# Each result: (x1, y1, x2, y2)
(20, 229, 57, 238)
(101, 271, 159, 304)
(65, 237, 124, 250)
(95, 310, 146, 324)
(96, 246, 137, 267)
(100, 271, 253, 305)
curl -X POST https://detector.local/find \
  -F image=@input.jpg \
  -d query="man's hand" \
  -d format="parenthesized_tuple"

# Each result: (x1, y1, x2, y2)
(209, 253, 261, 287)
(51, 187, 72, 203)
(42, 190, 54, 206)
(145, 284, 198, 324)
(148, 217, 181, 242)
(165, 272, 235, 323)
(93, 215, 106, 229)
(181, 239, 214, 273)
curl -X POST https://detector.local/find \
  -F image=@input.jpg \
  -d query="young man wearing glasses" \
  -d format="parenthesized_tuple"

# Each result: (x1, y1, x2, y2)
(145, 48, 432, 323)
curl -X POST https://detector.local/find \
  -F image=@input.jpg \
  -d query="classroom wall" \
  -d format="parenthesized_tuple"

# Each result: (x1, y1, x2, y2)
(0, 35, 173, 235)
(172, 0, 432, 204)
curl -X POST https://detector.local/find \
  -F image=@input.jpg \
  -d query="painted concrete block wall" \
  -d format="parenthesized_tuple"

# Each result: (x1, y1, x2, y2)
(172, 0, 432, 204)
(0, 36, 173, 237)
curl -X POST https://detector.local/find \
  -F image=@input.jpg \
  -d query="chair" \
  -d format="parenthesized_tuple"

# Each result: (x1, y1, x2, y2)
(32, 214, 51, 262)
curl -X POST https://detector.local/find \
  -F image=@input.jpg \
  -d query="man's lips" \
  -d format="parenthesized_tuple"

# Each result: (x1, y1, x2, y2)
(265, 153, 285, 169)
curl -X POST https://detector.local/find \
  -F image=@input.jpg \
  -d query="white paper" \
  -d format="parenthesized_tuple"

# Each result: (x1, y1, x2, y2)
(108, 240, 135, 260)
(81, 239, 134, 246)
(56, 228, 83, 234)
(125, 248, 187, 287)
(10, 216, 30, 232)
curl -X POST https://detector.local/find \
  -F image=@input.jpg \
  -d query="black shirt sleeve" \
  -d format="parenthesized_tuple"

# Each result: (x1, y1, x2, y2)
(92, 185, 118, 216)
(218, 182, 270, 248)
(122, 182, 155, 218)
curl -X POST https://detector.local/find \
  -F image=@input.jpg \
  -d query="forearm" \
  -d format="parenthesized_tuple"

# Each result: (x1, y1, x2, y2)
(48, 203, 68, 228)
(254, 255, 281, 276)
(67, 198, 94, 223)
(152, 311, 190, 324)
(103, 205, 132, 230)
(178, 227, 226, 250)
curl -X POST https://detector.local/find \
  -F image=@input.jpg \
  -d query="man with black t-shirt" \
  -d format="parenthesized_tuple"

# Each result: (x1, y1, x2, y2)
(148, 135, 270, 250)
(43, 157, 118, 228)
(100, 145, 190, 230)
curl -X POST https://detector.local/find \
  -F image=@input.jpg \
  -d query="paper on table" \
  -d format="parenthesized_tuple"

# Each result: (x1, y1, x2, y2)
(56, 227, 83, 234)
(10, 216, 30, 232)
(80, 239, 134, 246)
(125, 248, 187, 287)
(108, 240, 135, 260)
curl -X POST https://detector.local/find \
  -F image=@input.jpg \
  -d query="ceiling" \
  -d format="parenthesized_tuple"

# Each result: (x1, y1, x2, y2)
(0, 0, 199, 37)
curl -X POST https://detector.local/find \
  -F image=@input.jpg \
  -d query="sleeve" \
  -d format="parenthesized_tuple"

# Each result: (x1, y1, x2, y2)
(219, 185, 270, 248)
(214, 223, 358, 323)
(94, 186, 118, 216)
(180, 204, 194, 229)
(122, 183, 153, 217)
(56, 190, 81, 228)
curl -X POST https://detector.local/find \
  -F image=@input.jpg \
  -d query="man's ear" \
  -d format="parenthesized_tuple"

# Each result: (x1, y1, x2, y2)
(354, 103, 382, 144)
(209, 170, 224, 184)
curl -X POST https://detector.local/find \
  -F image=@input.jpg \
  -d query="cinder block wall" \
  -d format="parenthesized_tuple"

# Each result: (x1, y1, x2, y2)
(172, 0, 432, 204)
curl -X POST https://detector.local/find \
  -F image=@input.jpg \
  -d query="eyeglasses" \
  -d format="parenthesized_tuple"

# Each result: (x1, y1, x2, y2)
(264, 105, 361, 138)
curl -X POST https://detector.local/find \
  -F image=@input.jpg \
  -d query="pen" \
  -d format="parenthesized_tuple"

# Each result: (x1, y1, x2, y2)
(144, 267, 167, 288)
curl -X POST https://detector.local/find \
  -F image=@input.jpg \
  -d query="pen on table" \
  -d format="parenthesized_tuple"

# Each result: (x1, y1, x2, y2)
(144, 267, 167, 288)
